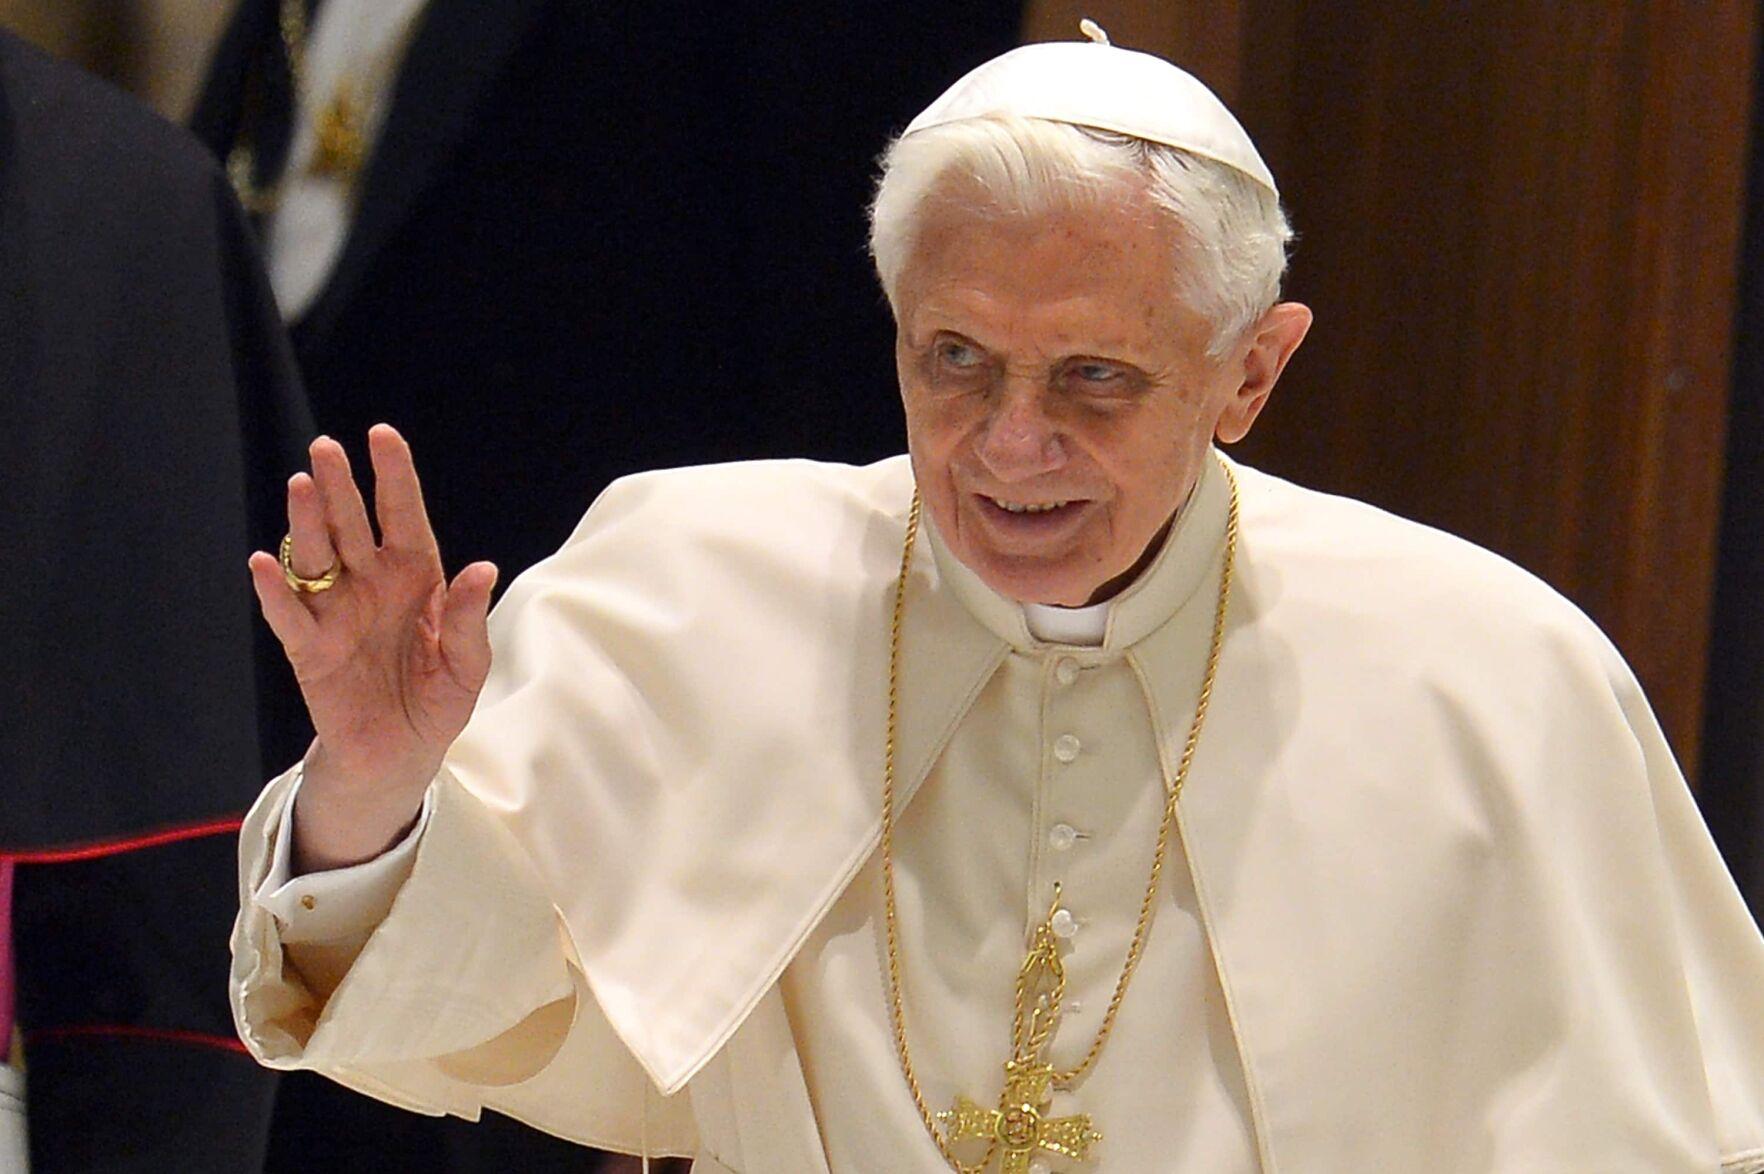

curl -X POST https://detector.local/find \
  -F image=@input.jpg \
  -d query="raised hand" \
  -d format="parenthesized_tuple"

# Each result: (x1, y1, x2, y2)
(248, 425, 497, 872)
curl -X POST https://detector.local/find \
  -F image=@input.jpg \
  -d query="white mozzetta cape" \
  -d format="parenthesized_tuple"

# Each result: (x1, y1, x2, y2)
(232, 454, 1764, 1172)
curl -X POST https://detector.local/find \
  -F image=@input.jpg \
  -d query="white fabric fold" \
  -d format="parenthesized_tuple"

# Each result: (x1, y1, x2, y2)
(440, 458, 1005, 1093)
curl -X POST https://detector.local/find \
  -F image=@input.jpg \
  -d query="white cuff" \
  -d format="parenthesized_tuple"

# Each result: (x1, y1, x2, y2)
(253, 773, 435, 945)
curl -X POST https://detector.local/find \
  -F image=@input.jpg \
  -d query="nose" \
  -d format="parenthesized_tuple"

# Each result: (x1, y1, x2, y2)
(974, 381, 1066, 480)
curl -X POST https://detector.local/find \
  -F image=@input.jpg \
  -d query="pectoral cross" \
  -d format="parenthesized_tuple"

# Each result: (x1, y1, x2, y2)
(310, 81, 367, 184)
(936, 887, 1103, 1172)
(939, 1059, 1102, 1173)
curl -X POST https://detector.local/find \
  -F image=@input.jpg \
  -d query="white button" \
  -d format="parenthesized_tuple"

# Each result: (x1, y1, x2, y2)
(1053, 734, 1081, 763)
(1066, 999, 1083, 1015)
(1048, 823, 1079, 851)
(1029, 1161, 1052, 1174)
(1050, 908, 1078, 938)
(1054, 657, 1080, 686)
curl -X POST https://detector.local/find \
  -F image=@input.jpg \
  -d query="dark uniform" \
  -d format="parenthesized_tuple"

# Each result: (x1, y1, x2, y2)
(0, 28, 312, 1172)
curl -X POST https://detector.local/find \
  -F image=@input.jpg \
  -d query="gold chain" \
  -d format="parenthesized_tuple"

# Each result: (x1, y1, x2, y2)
(881, 459, 1241, 1171)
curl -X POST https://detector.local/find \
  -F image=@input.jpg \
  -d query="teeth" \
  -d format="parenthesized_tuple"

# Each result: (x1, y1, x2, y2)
(993, 499, 1069, 514)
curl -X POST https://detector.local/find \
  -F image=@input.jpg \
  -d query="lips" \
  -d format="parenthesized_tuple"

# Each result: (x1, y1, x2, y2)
(969, 492, 1092, 546)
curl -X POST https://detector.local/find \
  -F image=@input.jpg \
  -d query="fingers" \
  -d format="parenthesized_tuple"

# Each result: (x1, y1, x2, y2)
(368, 424, 439, 558)
(438, 561, 498, 691)
(285, 472, 337, 579)
(309, 437, 377, 569)
(248, 551, 318, 649)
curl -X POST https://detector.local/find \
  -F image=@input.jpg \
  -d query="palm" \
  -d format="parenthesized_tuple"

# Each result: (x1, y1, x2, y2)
(249, 426, 498, 807)
(298, 558, 467, 756)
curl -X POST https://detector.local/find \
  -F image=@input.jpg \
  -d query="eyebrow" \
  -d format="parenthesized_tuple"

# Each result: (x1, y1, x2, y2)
(909, 304, 1155, 367)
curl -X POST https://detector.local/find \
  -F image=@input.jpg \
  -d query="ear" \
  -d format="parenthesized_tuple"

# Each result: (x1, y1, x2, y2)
(1214, 302, 1312, 444)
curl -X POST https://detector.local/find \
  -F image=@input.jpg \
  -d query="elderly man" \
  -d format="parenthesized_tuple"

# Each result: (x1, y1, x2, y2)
(231, 29, 1764, 1173)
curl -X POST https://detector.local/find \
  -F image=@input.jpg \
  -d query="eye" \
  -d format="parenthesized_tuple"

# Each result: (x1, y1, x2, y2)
(934, 336, 985, 370)
(1069, 360, 1123, 384)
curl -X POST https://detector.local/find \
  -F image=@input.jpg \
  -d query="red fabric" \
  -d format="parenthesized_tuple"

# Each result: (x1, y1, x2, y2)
(3, 815, 243, 864)
(24, 1024, 248, 1056)
(0, 859, 13, 1055)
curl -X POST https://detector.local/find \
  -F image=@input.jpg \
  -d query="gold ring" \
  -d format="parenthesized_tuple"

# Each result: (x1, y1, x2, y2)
(280, 534, 341, 594)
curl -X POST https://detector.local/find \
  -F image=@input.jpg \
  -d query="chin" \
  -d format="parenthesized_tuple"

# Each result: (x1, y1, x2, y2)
(968, 550, 1097, 606)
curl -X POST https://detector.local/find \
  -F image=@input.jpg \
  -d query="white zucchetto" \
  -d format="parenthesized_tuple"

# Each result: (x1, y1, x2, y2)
(901, 22, 1277, 196)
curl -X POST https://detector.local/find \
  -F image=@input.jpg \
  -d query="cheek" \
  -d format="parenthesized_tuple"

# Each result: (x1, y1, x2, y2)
(902, 390, 977, 464)
(901, 400, 963, 505)
(1070, 404, 1163, 472)
(906, 446, 964, 548)
(1087, 409, 1202, 510)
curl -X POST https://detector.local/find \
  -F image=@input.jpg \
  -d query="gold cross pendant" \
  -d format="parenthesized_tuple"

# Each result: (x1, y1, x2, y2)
(310, 82, 367, 184)
(939, 1059, 1102, 1172)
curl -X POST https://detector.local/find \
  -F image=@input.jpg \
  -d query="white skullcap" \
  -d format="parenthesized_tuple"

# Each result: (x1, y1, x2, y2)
(900, 22, 1277, 196)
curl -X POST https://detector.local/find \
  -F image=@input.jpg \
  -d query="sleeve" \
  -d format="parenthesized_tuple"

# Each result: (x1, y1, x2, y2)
(254, 771, 433, 945)
(1620, 677, 1764, 1173)
(229, 763, 699, 1157)
(248, 768, 433, 996)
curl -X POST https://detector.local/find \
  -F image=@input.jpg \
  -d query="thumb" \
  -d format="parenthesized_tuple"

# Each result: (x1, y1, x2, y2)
(439, 560, 498, 690)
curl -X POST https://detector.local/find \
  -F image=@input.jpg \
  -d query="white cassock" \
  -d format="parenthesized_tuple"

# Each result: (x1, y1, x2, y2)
(230, 453, 1764, 1173)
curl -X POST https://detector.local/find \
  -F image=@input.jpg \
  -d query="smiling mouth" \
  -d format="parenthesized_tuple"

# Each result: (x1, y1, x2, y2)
(975, 494, 1090, 527)
(989, 497, 1071, 514)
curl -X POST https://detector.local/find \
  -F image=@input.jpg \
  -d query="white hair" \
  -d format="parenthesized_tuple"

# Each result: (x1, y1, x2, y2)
(868, 115, 1293, 358)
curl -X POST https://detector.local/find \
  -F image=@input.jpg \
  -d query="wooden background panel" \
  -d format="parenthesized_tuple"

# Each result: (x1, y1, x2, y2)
(1029, 1, 1755, 774)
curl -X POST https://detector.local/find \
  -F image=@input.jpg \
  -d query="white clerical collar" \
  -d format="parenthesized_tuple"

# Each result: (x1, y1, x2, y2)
(924, 451, 1233, 654)
(1022, 600, 1110, 646)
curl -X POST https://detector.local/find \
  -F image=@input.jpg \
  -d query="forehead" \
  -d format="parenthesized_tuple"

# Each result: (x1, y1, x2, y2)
(896, 186, 1198, 347)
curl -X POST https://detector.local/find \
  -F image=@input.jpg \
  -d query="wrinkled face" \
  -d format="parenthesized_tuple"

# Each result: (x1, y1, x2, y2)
(897, 188, 1294, 606)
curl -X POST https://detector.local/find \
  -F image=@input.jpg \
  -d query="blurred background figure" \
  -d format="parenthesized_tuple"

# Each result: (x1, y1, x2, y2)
(0, 24, 311, 1172)
(187, 0, 1023, 585)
